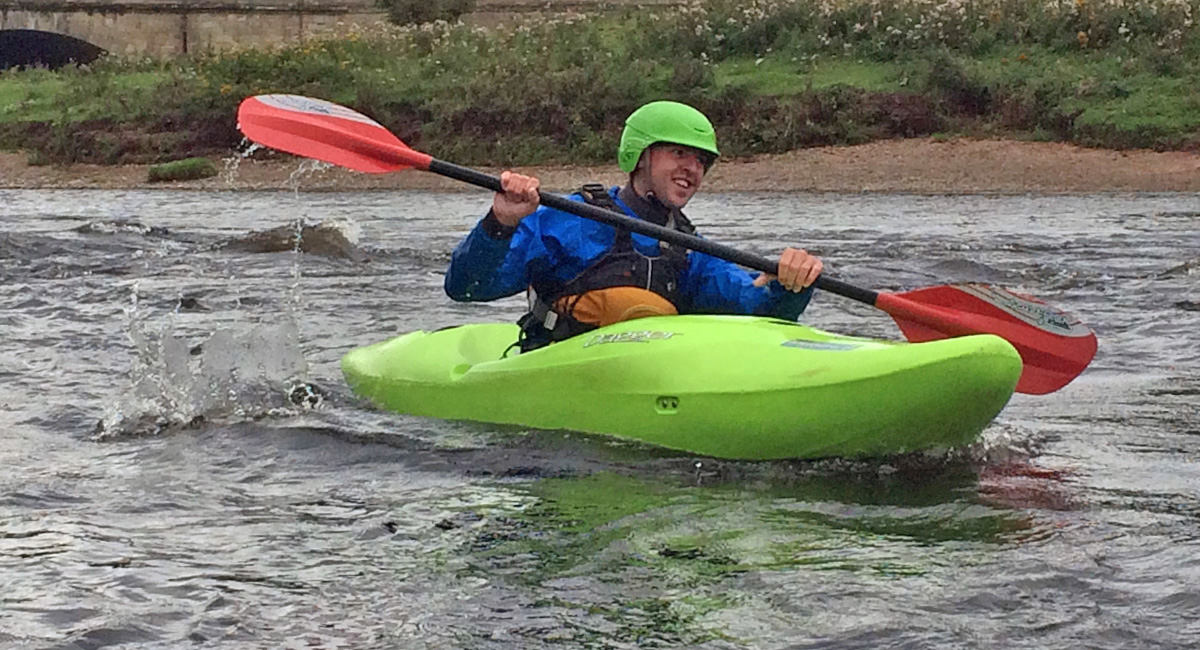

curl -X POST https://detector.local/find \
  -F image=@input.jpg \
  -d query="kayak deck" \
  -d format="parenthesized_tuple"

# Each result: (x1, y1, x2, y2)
(342, 315, 1022, 460)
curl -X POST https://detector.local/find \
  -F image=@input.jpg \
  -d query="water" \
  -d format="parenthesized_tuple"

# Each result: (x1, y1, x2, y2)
(1, 187, 1198, 649)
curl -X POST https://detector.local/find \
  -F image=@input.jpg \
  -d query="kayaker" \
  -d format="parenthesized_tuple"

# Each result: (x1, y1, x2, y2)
(445, 100, 824, 351)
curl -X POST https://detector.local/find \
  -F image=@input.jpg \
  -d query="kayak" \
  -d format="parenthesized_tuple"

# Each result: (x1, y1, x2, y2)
(341, 315, 1022, 460)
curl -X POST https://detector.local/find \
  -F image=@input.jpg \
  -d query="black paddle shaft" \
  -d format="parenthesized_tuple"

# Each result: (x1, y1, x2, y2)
(428, 158, 879, 307)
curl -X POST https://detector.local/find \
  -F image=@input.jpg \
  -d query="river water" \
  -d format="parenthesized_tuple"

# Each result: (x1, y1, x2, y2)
(1, 184, 1198, 649)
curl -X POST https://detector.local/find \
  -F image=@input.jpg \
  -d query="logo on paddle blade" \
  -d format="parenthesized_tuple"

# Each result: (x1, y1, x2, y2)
(583, 331, 677, 347)
(254, 94, 385, 128)
(958, 284, 1092, 337)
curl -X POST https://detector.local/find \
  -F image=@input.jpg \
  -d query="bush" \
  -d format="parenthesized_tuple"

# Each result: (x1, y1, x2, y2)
(147, 157, 218, 182)
(924, 51, 992, 116)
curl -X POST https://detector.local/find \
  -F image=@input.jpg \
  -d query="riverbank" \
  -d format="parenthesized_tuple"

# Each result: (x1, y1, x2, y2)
(4, 138, 1198, 193)
(6, 1, 1200, 172)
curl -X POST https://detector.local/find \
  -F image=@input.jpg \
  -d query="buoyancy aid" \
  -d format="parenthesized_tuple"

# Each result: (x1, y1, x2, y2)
(516, 184, 695, 351)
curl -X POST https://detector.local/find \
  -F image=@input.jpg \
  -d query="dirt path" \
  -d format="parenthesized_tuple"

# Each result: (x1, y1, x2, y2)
(2, 138, 1198, 193)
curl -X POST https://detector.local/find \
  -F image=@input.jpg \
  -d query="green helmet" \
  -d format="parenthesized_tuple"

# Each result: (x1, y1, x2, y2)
(617, 101, 719, 173)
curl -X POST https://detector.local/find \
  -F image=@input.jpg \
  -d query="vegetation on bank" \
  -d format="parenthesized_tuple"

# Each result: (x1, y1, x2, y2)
(1, 0, 1198, 166)
(146, 156, 218, 182)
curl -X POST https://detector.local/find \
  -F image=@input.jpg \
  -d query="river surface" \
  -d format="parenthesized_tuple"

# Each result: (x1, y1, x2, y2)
(1, 185, 1198, 649)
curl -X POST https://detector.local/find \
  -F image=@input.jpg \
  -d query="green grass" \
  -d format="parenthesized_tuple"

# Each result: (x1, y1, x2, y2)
(0, 69, 170, 123)
(714, 57, 912, 94)
(1074, 84, 1200, 147)
(950, 44, 1200, 146)
(0, 70, 69, 123)
(147, 156, 218, 182)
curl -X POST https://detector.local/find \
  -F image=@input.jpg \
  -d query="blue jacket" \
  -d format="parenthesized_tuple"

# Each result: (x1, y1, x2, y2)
(444, 186, 814, 319)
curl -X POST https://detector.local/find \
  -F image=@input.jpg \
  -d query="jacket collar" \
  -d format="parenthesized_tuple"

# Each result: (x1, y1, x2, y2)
(618, 184, 682, 228)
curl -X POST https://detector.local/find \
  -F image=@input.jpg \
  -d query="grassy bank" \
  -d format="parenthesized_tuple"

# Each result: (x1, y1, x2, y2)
(1, 0, 1198, 166)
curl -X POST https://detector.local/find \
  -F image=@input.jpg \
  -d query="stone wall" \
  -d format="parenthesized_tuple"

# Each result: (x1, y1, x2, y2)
(0, 0, 387, 56)
(0, 0, 682, 56)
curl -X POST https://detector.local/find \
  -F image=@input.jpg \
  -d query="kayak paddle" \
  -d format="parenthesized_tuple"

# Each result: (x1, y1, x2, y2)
(236, 94, 1098, 395)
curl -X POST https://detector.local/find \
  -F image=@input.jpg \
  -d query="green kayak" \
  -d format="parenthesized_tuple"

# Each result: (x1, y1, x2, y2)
(341, 315, 1022, 460)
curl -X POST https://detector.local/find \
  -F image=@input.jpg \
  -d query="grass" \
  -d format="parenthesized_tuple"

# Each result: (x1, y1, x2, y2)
(0, 68, 169, 123)
(0, 70, 68, 123)
(947, 44, 1200, 146)
(147, 156, 218, 182)
(714, 57, 912, 95)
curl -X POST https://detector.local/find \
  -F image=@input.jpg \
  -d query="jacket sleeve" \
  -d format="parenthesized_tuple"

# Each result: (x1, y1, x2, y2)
(444, 211, 547, 302)
(678, 251, 814, 320)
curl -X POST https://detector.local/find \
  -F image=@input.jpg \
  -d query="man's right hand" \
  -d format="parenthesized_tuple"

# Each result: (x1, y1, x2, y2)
(752, 247, 823, 292)
(493, 171, 541, 226)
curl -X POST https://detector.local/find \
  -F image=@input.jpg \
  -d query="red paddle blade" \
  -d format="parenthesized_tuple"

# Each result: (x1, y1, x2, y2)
(236, 95, 432, 173)
(878, 284, 1098, 395)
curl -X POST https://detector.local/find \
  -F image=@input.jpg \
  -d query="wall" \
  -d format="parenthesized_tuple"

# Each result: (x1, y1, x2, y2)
(0, 0, 682, 56)
(0, 0, 387, 57)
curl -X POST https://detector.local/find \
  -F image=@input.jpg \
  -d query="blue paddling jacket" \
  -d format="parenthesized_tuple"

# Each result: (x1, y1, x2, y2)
(444, 185, 814, 319)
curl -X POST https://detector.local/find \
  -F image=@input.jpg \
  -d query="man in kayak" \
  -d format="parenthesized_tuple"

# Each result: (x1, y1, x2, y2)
(445, 100, 824, 351)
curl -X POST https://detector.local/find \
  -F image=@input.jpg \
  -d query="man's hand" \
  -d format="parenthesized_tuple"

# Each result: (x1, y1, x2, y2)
(492, 171, 541, 226)
(753, 247, 823, 292)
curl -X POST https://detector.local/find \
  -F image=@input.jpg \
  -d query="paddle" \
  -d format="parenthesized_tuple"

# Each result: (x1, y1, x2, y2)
(236, 94, 1097, 395)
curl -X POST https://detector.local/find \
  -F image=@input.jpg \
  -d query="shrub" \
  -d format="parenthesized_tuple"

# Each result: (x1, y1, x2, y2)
(924, 51, 992, 116)
(147, 157, 218, 182)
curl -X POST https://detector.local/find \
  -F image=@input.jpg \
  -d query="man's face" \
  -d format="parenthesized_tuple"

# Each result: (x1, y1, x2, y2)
(639, 144, 711, 208)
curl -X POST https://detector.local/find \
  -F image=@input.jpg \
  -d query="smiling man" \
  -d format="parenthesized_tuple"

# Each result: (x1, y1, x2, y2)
(444, 100, 824, 352)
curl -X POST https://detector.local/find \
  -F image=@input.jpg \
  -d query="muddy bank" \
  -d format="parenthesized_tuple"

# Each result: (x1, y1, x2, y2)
(3, 138, 1198, 193)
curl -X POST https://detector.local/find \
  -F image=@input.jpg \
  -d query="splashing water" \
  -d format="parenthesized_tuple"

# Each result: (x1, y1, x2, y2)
(95, 207, 328, 439)
(221, 139, 262, 186)
(286, 158, 337, 191)
(96, 283, 312, 438)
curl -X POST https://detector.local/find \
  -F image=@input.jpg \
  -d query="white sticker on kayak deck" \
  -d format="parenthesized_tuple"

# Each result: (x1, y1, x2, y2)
(781, 340, 861, 351)
(583, 331, 677, 347)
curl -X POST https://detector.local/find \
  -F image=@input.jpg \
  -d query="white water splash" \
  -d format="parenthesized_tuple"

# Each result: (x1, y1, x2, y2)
(221, 139, 262, 187)
(286, 158, 336, 191)
(97, 283, 313, 439)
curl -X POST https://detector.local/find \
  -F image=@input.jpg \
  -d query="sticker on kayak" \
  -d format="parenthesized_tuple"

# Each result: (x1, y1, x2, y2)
(956, 283, 1092, 337)
(781, 340, 862, 351)
(253, 95, 385, 128)
(583, 331, 677, 347)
